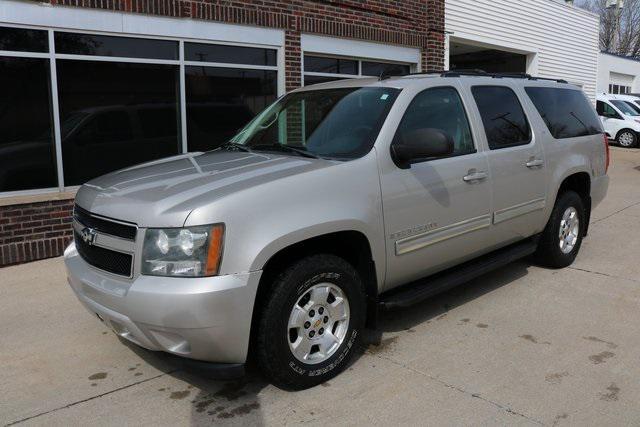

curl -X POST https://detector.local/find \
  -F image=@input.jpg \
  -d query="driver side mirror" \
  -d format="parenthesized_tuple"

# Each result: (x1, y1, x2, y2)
(391, 128, 455, 169)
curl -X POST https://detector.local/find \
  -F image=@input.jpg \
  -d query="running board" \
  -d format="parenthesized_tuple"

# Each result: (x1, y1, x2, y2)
(379, 238, 538, 310)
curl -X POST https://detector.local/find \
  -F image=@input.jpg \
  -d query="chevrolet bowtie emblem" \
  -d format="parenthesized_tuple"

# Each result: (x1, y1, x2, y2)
(80, 227, 98, 246)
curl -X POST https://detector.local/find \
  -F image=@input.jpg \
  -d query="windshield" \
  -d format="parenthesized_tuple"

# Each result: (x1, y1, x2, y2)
(230, 87, 401, 159)
(624, 100, 640, 114)
(611, 100, 640, 116)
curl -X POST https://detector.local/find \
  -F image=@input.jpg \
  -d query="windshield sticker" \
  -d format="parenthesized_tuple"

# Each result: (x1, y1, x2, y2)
(380, 93, 389, 100)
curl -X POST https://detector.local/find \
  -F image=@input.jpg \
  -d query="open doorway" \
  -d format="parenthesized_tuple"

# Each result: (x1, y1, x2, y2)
(449, 41, 527, 74)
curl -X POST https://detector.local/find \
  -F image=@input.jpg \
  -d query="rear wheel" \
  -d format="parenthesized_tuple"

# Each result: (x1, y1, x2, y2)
(617, 129, 638, 148)
(535, 191, 586, 268)
(256, 254, 365, 390)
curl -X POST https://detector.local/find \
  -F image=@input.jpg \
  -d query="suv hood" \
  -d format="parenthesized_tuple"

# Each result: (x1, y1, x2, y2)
(75, 150, 333, 227)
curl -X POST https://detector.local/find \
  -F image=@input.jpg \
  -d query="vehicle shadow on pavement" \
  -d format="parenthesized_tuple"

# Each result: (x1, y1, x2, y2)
(120, 340, 270, 426)
(364, 259, 531, 344)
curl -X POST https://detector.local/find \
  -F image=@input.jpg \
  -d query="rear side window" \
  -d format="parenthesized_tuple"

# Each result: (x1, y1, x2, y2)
(525, 87, 602, 139)
(395, 86, 475, 158)
(471, 86, 531, 150)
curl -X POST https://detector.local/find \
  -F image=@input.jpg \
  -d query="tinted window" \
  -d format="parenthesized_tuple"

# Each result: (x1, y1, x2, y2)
(596, 101, 621, 118)
(74, 111, 134, 144)
(185, 43, 276, 66)
(394, 87, 475, 158)
(304, 56, 358, 75)
(0, 26, 48, 52)
(138, 108, 179, 138)
(472, 86, 531, 149)
(361, 61, 410, 77)
(57, 60, 181, 185)
(185, 66, 277, 151)
(0, 57, 57, 191)
(55, 32, 178, 60)
(524, 87, 602, 139)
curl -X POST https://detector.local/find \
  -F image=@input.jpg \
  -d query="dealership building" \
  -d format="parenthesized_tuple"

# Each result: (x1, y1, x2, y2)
(0, 0, 444, 266)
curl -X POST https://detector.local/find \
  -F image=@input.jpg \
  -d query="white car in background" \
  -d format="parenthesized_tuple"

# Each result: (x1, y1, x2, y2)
(596, 94, 640, 148)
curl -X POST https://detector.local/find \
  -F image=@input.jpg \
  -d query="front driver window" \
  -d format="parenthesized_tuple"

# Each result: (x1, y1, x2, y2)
(394, 86, 475, 158)
(596, 101, 621, 119)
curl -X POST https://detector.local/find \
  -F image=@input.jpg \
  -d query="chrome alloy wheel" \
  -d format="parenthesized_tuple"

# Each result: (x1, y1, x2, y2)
(619, 131, 635, 147)
(558, 207, 580, 254)
(287, 283, 350, 365)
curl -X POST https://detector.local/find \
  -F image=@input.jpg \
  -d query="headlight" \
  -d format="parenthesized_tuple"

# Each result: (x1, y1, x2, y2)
(141, 224, 224, 277)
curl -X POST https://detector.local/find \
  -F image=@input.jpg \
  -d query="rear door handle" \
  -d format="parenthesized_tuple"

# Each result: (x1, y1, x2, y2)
(463, 171, 488, 182)
(526, 159, 544, 168)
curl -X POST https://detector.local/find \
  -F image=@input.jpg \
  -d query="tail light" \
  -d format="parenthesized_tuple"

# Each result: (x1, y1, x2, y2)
(603, 133, 610, 174)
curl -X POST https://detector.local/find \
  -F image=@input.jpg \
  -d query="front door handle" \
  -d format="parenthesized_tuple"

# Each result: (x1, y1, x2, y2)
(463, 171, 488, 182)
(526, 159, 544, 168)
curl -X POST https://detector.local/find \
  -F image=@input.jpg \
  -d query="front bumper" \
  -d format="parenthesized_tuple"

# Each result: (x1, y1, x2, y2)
(64, 242, 262, 364)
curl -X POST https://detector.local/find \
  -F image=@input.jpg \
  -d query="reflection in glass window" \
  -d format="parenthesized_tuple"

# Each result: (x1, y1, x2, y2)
(472, 86, 531, 150)
(0, 57, 57, 191)
(55, 32, 178, 60)
(395, 87, 475, 157)
(0, 26, 48, 52)
(185, 66, 277, 152)
(56, 60, 181, 185)
(185, 43, 276, 66)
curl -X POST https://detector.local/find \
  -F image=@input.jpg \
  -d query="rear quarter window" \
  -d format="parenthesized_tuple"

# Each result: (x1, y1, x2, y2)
(525, 87, 602, 139)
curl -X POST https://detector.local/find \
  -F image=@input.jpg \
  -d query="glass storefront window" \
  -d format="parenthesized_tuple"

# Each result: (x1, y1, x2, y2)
(0, 57, 57, 192)
(0, 26, 48, 52)
(361, 61, 411, 77)
(185, 43, 276, 66)
(303, 54, 412, 86)
(185, 66, 277, 152)
(56, 60, 181, 185)
(55, 32, 178, 60)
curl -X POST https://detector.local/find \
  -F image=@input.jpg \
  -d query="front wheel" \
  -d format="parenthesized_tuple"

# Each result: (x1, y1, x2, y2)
(617, 129, 638, 148)
(256, 254, 365, 390)
(535, 191, 586, 268)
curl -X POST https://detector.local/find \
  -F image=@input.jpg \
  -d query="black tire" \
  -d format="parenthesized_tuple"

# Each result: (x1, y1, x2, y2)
(256, 254, 365, 390)
(616, 129, 638, 148)
(535, 191, 586, 268)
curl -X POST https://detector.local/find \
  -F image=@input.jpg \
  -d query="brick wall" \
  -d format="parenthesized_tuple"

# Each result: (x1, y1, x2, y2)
(0, 199, 74, 266)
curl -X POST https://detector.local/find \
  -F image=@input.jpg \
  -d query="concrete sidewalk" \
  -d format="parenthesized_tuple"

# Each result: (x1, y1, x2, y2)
(2, 147, 640, 426)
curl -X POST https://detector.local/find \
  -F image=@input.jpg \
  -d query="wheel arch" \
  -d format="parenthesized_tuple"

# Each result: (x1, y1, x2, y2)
(554, 171, 592, 236)
(246, 230, 380, 364)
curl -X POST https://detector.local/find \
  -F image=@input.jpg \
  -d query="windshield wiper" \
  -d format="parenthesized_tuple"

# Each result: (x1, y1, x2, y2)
(217, 142, 252, 153)
(251, 143, 321, 159)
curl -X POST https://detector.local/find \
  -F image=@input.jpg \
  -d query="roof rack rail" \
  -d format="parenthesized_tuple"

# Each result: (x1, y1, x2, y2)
(385, 69, 569, 84)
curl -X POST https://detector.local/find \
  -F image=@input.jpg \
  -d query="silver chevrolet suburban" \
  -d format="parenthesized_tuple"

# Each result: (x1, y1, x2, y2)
(65, 72, 609, 390)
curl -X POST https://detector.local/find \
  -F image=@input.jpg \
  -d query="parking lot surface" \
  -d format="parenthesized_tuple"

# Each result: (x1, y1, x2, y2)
(2, 147, 640, 426)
